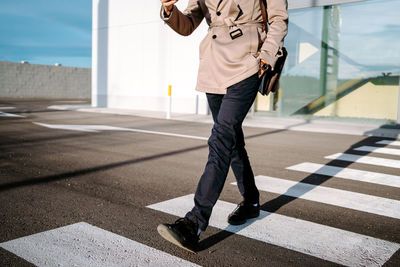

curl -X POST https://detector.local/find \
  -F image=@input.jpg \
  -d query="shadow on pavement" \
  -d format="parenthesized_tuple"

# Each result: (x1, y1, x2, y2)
(0, 144, 206, 192)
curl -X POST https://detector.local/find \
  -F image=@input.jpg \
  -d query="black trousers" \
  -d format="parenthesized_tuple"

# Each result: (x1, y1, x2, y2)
(186, 73, 260, 231)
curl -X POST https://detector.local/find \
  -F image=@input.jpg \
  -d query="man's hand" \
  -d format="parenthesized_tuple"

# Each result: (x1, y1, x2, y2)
(258, 59, 270, 78)
(161, 0, 179, 16)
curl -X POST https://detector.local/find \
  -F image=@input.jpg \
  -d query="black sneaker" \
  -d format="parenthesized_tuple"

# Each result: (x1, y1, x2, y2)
(227, 201, 260, 225)
(157, 217, 199, 253)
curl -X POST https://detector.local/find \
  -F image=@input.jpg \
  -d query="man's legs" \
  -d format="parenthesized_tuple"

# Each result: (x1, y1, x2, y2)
(206, 93, 260, 206)
(186, 73, 260, 231)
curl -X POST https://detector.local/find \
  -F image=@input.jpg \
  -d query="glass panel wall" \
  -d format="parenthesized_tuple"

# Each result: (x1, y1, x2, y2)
(256, 0, 400, 123)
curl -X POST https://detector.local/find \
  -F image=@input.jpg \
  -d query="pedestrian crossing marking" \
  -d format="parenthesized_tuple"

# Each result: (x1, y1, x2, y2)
(0, 222, 201, 267)
(232, 176, 400, 219)
(377, 140, 400, 147)
(354, 145, 400, 156)
(147, 194, 400, 266)
(0, 111, 23, 118)
(325, 153, 400, 168)
(286, 162, 400, 188)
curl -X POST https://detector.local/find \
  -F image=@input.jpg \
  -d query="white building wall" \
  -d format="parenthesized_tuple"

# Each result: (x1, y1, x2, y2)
(92, 0, 209, 114)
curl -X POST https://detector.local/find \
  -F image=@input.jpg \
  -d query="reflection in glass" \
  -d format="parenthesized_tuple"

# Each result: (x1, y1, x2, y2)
(259, 0, 400, 122)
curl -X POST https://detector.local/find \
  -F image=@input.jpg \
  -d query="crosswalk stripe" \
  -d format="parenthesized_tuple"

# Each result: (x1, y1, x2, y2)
(286, 162, 400, 188)
(377, 140, 400, 146)
(354, 145, 400, 156)
(0, 107, 16, 110)
(0, 111, 23, 118)
(232, 176, 400, 219)
(147, 194, 400, 266)
(0, 222, 200, 267)
(325, 153, 400, 168)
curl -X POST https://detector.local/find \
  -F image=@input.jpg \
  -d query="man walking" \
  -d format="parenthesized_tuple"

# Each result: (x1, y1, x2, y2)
(157, 0, 288, 252)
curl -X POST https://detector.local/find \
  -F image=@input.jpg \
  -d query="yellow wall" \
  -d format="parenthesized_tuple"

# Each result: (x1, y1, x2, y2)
(314, 82, 399, 120)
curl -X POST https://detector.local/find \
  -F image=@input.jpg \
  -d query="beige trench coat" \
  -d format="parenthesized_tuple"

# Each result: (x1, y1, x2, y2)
(161, 0, 288, 94)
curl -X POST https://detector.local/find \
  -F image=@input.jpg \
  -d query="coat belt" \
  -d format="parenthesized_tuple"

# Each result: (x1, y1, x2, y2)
(209, 19, 263, 29)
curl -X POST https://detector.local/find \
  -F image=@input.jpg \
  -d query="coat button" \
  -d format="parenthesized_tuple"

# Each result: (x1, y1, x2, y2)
(216, 11, 221, 16)
(212, 35, 217, 39)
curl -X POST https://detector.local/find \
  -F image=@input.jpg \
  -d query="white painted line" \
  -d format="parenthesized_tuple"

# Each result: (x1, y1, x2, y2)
(286, 162, 400, 188)
(48, 105, 92, 111)
(354, 145, 400, 156)
(0, 222, 200, 267)
(147, 194, 400, 266)
(376, 140, 400, 147)
(33, 122, 208, 141)
(0, 107, 16, 110)
(325, 153, 400, 169)
(34, 122, 98, 132)
(55, 101, 88, 103)
(232, 176, 400, 219)
(0, 111, 23, 118)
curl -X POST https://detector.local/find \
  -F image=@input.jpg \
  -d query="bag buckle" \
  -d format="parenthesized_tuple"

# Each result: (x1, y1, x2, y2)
(230, 28, 243, 40)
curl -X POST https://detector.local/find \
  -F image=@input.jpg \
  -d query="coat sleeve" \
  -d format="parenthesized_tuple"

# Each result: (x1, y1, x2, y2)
(260, 0, 289, 69)
(160, 0, 204, 36)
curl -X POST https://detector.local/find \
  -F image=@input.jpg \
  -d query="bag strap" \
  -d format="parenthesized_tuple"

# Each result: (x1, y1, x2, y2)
(259, 0, 268, 33)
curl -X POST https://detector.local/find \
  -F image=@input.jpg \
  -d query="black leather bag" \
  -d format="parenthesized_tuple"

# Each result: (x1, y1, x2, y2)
(258, 0, 287, 96)
(258, 47, 287, 95)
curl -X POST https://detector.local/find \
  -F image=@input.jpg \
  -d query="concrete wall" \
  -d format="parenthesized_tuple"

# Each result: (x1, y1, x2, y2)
(0, 61, 91, 99)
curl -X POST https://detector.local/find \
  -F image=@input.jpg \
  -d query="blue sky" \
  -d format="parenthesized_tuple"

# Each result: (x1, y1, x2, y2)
(0, 0, 92, 68)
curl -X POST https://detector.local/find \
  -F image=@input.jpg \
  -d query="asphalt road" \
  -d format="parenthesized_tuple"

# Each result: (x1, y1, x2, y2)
(0, 100, 399, 266)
